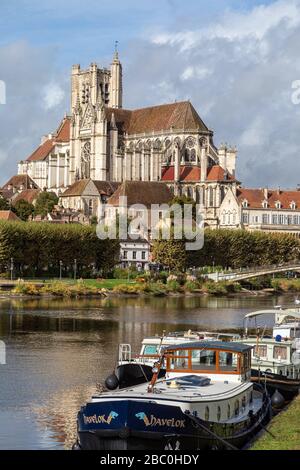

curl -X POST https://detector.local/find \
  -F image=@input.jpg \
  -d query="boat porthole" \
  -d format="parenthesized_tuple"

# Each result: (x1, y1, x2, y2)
(205, 406, 210, 421)
(227, 404, 231, 419)
(217, 406, 221, 422)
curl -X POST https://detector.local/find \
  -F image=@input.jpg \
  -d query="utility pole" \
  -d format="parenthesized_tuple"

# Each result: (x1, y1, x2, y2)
(74, 259, 77, 281)
(10, 258, 14, 281)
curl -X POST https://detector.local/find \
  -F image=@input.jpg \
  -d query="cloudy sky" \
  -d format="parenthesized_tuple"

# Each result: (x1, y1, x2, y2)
(1, 0, 300, 188)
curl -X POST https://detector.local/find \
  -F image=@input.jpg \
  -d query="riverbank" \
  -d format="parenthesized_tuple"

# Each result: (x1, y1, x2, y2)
(0, 276, 299, 299)
(250, 395, 300, 450)
(0, 278, 272, 298)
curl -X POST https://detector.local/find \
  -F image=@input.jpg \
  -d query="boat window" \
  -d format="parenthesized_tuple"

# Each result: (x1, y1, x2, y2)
(205, 406, 210, 421)
(169, 350, 189, 370)
(227, 404, 231, 419)
(242, 396, 246, 409)
(218, 351, 238, 372)
(191, 349, 216, 370)
(143, 344, 159, 355)
(250, 391, 253, 404)
(234, 400, 240, 417)
(217, 406, 221, 421)
(273, 346, 287, 360)
(254, 345, 267, 358)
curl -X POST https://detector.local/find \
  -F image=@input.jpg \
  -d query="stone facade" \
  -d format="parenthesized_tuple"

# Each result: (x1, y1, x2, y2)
(219, 187, 300, 235)
(10, 51, 238, 226)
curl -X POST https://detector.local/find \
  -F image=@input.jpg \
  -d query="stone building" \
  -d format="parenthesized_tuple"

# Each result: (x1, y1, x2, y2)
(219, 187, 300, 235)
(6, 51, 238, 226)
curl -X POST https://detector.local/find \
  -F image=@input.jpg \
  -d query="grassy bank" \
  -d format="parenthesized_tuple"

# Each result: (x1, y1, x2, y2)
(2, 277, 245, 298)
(250, 396, 300, 450)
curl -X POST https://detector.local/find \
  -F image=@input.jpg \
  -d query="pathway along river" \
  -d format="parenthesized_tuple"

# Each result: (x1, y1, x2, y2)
(0, 293, 295, 449)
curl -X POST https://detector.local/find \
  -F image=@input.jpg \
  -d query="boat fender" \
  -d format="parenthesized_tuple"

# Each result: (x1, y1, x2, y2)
(271, 389, 285, 409)
(105, 373, 119, 390)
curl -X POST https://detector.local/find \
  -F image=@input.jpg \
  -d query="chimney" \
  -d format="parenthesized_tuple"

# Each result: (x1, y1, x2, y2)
(263, 187, 268, 200)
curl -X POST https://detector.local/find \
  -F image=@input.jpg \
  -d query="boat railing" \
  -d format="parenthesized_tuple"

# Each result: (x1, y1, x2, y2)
(118, 344, 132, 364)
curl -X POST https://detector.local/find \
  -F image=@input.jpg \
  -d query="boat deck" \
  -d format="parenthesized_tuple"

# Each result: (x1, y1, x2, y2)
(92, 375, 252, 403)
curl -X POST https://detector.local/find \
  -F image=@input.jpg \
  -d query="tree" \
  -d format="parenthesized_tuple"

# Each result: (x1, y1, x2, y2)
(13, 199, 34, 221)
(0, 196, 9, 210)
(152, 236, 187, 272)
(34, 192, 59, 219)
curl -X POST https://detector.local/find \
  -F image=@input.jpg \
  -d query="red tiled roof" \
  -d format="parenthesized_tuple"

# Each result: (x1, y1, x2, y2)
(2, 174, 38, 190)
(237, 188, 300, 209)
(55, 117, 71, 142)
(161, 165, 234, 182)
(27, 139, 55, 162)
(161, 165, 201, 182)
(26, 116, 70, 163)
(0, 210, 21, 221)
(12, 189, 40, 205)
(207, 165, 235, 181)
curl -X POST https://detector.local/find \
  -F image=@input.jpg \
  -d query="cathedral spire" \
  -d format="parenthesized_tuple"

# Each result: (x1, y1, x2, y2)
(110, 42, 123, 109)
(113, 40, 119, 61)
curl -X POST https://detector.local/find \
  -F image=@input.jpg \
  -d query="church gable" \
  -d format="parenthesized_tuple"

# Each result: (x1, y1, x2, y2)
(81, 102, 95, 130)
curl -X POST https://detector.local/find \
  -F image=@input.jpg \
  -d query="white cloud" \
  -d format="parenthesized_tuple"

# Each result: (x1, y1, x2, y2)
(152, 0, 300, 51)
(181, 66, 211, 81)
(42, 82, 65, 110)
(125, 0, 300, 187)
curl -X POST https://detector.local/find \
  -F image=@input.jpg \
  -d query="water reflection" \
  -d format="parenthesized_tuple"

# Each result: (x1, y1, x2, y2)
(0, 294, 295, 449)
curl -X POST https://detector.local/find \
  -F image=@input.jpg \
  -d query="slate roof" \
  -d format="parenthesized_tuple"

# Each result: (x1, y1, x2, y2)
(106, 101, 209, 135)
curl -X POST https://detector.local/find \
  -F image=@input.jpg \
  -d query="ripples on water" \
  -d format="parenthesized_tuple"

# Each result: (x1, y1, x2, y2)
(0, 294, 295, 449)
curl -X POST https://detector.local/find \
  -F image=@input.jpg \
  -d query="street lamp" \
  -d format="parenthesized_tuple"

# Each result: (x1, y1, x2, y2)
(59, 260, 63, 281)
(74, 259, 77, 281)
(10, 258, 14, 281)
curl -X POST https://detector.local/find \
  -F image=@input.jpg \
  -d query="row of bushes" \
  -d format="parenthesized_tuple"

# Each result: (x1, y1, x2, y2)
(153, 229, 300, 271)
(0, 221, 120, 277)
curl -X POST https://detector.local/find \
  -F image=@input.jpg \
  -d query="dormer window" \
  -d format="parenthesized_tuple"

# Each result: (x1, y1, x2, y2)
(262, 200, 268, 209)
(290, 201, 296, 210)
(275, 201, 281, 209)
(242, 200, 248, 208)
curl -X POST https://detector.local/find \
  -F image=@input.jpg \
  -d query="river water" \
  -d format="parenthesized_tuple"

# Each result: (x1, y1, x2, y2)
(0, 293, 295, 450)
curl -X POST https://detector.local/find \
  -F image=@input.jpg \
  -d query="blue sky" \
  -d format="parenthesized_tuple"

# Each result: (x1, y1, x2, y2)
(1, 0, 300, 187)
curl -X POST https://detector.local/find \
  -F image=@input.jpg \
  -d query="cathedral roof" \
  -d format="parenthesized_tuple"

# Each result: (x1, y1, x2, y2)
(106, 101, 209, 135)
(25, 116, 71, 163)
(55, 116, 71, 142)
(26, 138, 55, 162)
(161, 165, 235, 182)
(107, 181, 173, 207)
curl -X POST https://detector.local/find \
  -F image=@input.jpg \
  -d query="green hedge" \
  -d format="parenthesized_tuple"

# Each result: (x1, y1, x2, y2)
(188, 229, 300, 269)
(0, 221, 120, 277)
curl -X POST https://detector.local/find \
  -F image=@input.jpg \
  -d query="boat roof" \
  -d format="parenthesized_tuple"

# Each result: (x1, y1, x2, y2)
(162, 341, 252, 353)
(244, 309, 300, 322)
